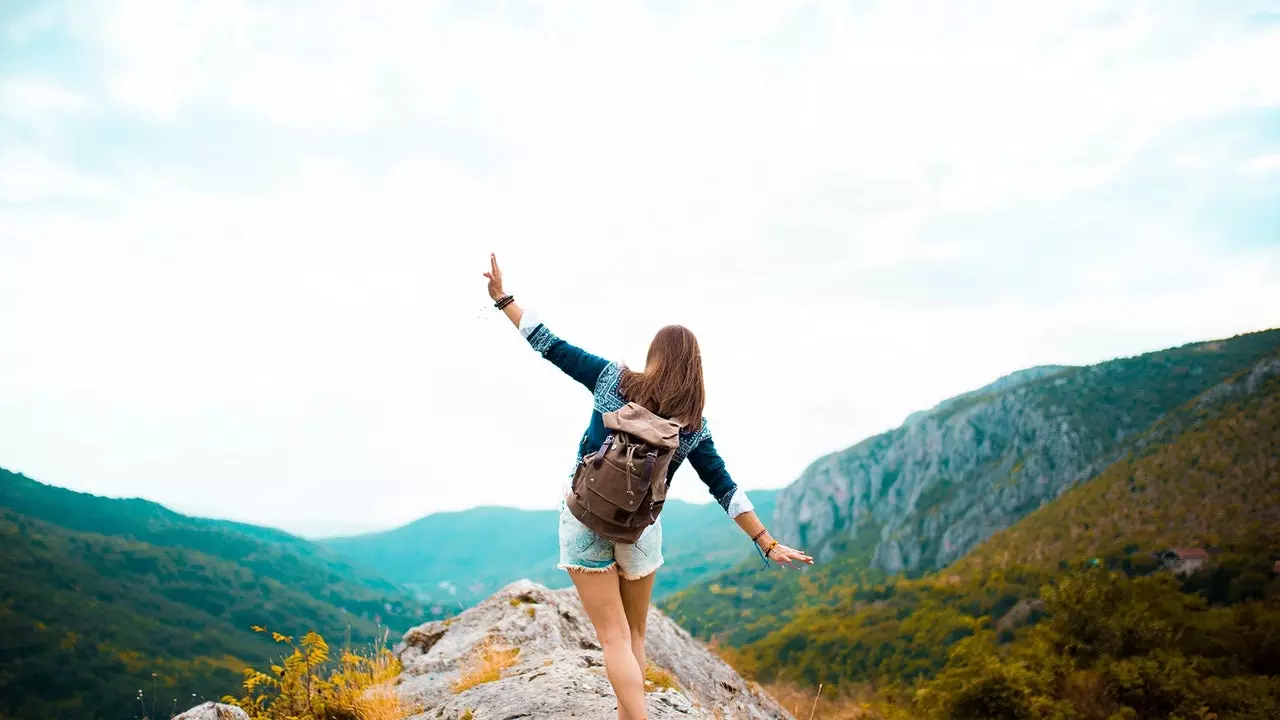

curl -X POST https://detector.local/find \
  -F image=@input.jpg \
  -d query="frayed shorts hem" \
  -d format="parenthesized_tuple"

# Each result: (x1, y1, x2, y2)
(558, 562, 617, 574)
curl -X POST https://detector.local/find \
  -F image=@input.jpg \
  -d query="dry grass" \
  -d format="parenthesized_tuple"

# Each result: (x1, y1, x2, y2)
(764, 682, 892, 719)
(643, 663, 681, 693)
(451, 639, 521, 693)
(349, 682, 418, 720)
(459, 709, 474, 720)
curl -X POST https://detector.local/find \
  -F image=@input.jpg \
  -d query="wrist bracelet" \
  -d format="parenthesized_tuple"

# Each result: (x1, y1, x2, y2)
(751, 528, 768, 544)
(763, 539, 780, 558)
(494, 295, 514, 310)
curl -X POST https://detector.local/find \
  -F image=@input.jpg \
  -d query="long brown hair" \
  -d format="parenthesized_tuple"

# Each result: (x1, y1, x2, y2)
(619, 325, 706, 429)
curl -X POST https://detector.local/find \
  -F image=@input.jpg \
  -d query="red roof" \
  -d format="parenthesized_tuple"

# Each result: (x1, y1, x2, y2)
(1174, 548, 1209, 559)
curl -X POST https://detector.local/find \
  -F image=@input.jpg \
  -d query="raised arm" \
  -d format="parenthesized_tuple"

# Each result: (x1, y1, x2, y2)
(686, 425, 814, 569)
(485, 253, 608, 391)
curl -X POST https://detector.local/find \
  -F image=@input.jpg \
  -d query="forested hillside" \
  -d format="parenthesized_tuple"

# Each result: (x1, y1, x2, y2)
(0, 470, 431, 720)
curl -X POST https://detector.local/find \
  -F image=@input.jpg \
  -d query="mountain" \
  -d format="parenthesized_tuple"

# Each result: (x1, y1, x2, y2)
(773, 329, 1280, 574)
(321, 490, 780, 607)
(0, 469, 433, 720)
(663, 330, 1280, 639)
(954, 352, 1280, 577)
(661, 330, 1280, 718)
(718, 349, 1280, 718)
(663, 330, 1280, 648)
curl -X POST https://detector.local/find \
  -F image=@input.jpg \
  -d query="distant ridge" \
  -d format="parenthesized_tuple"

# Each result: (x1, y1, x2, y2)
(320, 491, 781, 606)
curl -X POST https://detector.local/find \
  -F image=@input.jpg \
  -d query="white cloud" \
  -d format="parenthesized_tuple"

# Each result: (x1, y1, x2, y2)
(0, 78, 88, 117)
(0, 150, 108, 203)
(1240, 153, 1280, 173)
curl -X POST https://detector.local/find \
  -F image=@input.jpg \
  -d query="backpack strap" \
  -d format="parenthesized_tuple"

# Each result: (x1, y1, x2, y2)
(592, 435, 613, 469)
(641, 450, 657, 486)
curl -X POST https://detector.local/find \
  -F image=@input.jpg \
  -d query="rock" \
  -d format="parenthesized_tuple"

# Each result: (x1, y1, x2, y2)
(994, 598, 1047, 636)
(172, 702, 250, 720)
(398, 579, 791, 719)
(772, 346, 1280, 575)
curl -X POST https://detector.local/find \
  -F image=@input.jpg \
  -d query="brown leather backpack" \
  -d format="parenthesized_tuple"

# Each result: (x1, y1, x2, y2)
(566, 402, 682, 543)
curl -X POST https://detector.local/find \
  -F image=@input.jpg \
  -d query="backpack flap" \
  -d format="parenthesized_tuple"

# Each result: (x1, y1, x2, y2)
(602, 402, 681, 449)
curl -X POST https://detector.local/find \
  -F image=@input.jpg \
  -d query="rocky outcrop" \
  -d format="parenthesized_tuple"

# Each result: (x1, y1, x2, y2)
(173, 703, 250, 720)
(773, 333, 1280, 575)
(397, 579, 790, 719)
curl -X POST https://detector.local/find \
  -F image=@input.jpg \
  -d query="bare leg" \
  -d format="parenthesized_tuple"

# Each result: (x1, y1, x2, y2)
(619, 571, 657, 679)
(568, 568, 647, 720)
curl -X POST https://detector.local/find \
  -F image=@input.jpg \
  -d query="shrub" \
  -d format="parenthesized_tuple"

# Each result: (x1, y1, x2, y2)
(224, 627, 414, 720)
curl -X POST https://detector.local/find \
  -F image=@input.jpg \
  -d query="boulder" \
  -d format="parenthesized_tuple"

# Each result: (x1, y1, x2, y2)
(398, 579, 791, 719)
(172, 702, 250, 720)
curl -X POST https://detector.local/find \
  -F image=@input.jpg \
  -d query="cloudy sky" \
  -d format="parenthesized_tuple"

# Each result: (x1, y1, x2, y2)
(2, 0, 1278, 537)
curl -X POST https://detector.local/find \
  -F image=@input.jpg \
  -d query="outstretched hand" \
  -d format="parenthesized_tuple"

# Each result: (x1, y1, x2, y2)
(483, 253, 505, 301)
(767, 543, 814, 569)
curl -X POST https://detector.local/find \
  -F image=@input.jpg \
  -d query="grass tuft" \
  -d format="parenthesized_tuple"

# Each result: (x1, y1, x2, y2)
(643, 663, 680, 693)
(451, 639, 520, 693)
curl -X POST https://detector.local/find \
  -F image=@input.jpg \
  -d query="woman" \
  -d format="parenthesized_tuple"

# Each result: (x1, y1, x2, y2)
(483, 254, 813, 720)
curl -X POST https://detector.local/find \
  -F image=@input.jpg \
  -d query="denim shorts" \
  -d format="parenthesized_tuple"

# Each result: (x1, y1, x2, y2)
(557, 501, 663, 580)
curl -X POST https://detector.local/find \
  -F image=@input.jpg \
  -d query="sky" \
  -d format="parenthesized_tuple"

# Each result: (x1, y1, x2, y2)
(1, 0, 1278, 537)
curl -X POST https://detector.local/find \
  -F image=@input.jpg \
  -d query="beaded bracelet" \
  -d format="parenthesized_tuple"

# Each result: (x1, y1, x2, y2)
(494, 295, 515, 310)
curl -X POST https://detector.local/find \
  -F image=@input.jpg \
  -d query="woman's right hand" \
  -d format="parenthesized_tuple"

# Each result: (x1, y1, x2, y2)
(483, 253, 505, 301)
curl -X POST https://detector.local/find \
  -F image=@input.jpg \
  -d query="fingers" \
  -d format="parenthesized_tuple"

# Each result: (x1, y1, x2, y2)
(490, 253, 500, 276)
(768, 545, 814, 569)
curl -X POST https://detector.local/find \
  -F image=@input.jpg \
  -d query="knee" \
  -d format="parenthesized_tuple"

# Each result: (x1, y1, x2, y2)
(597, 626, 633, 653)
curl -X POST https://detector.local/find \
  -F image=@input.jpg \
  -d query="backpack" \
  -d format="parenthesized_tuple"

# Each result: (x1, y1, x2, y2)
(566, 402, 682, 544)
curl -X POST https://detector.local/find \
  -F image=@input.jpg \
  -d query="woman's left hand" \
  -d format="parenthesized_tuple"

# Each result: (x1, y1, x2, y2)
(767, 543, 814, 569)
(483, 253, 506, 301)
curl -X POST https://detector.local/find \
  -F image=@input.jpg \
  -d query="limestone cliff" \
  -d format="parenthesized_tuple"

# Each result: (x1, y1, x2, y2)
(772, 330, 1280, 574)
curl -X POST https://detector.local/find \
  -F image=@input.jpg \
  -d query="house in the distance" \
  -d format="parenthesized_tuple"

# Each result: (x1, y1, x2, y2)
(1156, 547, 1210, 576)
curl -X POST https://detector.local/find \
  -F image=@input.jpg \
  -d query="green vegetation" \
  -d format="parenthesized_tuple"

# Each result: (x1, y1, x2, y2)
(906, 568, 1280, 720)
(0, 470, 435, 720)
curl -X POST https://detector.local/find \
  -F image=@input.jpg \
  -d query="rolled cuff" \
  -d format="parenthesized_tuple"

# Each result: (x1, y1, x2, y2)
(726, 488, 755, 518)
(518, 309, 541, 338)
